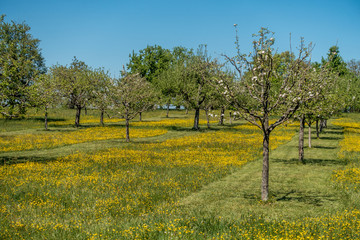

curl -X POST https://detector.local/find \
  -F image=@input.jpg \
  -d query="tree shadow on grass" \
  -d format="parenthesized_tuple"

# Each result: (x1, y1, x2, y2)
(167, 126, 208, 132)
(312, 146, 337, 149)
(321, 128, 343, 133)
(243, 189, 338, 207)
(273, 189, 338, 206)
(319, 136, 342, 140)
(34, 117, 67, 122)
(0, 155, 58, 166)
(273, 158, 346, 166)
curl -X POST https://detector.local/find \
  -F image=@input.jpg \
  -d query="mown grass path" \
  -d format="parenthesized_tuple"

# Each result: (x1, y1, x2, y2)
(0, 128, 199, 165)
(178, 122, 349, 221)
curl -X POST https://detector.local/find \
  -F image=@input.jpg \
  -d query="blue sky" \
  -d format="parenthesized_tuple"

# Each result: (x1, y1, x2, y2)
(2, 0, 360, 77)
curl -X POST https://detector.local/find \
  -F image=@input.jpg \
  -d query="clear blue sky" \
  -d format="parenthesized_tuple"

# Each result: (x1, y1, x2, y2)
(2, 0, 360, 77)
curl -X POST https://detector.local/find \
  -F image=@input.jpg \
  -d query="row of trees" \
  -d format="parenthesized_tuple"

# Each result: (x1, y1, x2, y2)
(2, 15, 360, 201)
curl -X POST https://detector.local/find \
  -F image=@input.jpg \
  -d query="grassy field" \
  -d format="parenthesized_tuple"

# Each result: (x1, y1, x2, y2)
(0, 109, 360, 239)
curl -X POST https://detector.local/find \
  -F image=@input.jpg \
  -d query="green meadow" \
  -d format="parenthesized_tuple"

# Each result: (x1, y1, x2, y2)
(1, 109, 360, 239)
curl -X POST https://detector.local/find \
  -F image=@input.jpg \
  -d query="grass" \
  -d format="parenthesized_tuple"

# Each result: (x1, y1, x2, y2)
(178, 124, 349, 221)
(0, 109, 360, 239)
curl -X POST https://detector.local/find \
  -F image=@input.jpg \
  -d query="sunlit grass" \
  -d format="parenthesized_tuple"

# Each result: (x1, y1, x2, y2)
(0, 127, 167, 152)
(332, 117, 360, 192)
(1, 110, 360, 239)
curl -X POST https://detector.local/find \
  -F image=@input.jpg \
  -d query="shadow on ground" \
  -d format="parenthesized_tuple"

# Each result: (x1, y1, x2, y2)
(273, 157, 345, 166)
(0, 155, 58, 166)
(273, 189, 338, 206)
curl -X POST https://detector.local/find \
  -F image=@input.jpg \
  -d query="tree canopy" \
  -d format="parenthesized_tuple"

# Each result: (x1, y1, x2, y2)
(127, 45, 172, 83)
(0, 15, 45, 117)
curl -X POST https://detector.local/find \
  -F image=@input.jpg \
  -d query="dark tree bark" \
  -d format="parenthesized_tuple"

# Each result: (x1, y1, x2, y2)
(44, 106, 48, 130)
(100, 110, 104, 126)
(219, 107, 225, 125)
(193, 108, 200, 130)
(316, 119, 320, 138)
(125, 117, 130, 142)
(320, 119, 327, 132)
(299, 115, 305, 163)
(261, 118, 270, 202)
(75, 106, 81, 127)
(139, 112, 142, 121)
(229, 111, 232, 125)
(308, 121, 312, 148)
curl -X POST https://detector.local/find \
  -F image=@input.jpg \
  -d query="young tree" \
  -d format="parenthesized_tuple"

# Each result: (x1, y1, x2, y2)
(296, 65, 339, 162)
(170, 45, 220, 130)
(112, 73, 158, 142)
(154, 46, 194, 118)
(220, 27, 323, 201)
(89, 68, 114, 126)
(52, 57, 94, 127)
(347, 59, 360, 112)
(28, 72, 60, 130)
(0, 15, 46, 117)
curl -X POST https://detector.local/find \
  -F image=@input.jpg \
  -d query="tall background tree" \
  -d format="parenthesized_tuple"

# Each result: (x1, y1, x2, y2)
(0, 15, 46, 118)
(52, 57, 94, 127)
(154, 46, 193, 117)
(127, 45, 172, 83)
(167, 45, 220, 130)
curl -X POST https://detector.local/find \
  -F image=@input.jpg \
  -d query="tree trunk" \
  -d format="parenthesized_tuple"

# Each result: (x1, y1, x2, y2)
(316, 119, 320, 138)
(75, 106, 81, 127)
(166, 103, 170, 118)
(44, 106, 48, 131)
(139, 112, 142, 121)
(308, 121, 312, 148)
(85, 106, 87, 115)
(186, 108, 189, 115)
(205, 108, 210, 129)
(100, 110, 104, 126)
(125, 118, 130, 142)
(320, 119, 327, 132)
(193, 108, 200, 130)
(229, 111, 232, 125)
(319, 120, 323, 133)
(261, 118, 270, 202)
(299, 115, 305, 164)
(219, 107, 225, 125)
